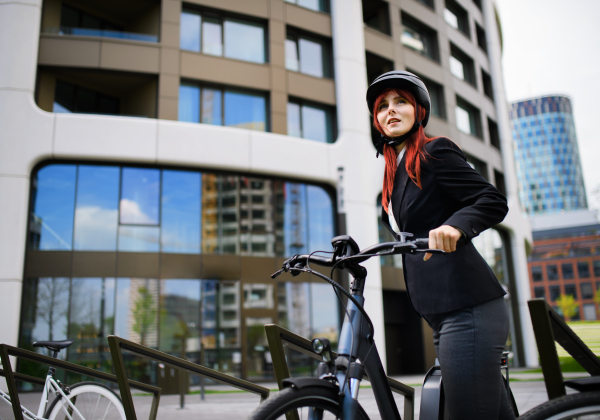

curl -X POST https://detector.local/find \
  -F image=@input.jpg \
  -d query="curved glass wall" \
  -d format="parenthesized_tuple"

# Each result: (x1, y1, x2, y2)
(29, 164, 334, 256)
(20, 163, 338, 388)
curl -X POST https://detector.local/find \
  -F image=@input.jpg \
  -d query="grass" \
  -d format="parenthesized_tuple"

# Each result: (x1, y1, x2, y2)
(523, 320, 600, 373)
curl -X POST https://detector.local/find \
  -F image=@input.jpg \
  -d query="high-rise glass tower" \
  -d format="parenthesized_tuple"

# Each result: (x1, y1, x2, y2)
(510, 95, 587, 215)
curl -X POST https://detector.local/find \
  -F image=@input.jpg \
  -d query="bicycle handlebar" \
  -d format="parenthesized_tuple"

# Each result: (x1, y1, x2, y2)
(272, 236, 443, 279)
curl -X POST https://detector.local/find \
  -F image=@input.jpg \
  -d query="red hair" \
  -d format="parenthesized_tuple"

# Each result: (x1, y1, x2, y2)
(373, 88, 435, 213)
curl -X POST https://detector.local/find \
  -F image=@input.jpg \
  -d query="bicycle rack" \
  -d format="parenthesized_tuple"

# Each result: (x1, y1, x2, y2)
(528, 298, 600, 400)
(107, 335, 270, 420)
(265, 324, 415, 420)
(0, 343, 160, 420)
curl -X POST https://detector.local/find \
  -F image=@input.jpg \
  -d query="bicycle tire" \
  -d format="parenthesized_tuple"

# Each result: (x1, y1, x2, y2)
(518, 391, 600, 420)
(248, 386, 370, 420)
(45, 382, 126, 420)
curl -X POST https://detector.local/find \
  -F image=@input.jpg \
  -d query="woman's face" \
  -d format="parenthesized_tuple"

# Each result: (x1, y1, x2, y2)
(376, 91, 416, 138)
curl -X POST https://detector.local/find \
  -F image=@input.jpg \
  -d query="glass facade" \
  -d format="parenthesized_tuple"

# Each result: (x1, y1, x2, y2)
(510, 95, 587, 215)
(180, 9, 266, 64)
(287, 99, 335, 143)
(285, 32, 332, 78)
(179, 83, 267, 132)
(21, 163, 338, 386)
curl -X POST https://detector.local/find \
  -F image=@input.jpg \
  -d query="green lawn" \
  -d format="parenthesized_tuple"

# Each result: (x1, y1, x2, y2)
(527, 320, 600, 373)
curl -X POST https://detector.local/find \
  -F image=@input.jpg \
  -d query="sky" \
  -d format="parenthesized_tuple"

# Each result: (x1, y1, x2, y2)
(496, 0, 600, 212)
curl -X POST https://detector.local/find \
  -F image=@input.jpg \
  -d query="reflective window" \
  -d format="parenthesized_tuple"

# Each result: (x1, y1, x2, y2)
(401, 13, 439, 62)
(284, 0, 329, 12)
(30, 165, 77, 250)
(159, 279, 201, 355)
(180, 9, 266, 63)
(285, 32, 332, 78)
(444, 0, 470, 37)
(224, 19, 266, 63)
(243, 284, 274, 309)
(287, 99, 334, 143)
(74, 166, 120, 251)
(449, 44, 476, 86)
(578, 261, 590, 278)
(162, 171, 201, 253)
(30, 165, 334, 257)
(455, 96, 482, 137)
(179, 83, 266, 132)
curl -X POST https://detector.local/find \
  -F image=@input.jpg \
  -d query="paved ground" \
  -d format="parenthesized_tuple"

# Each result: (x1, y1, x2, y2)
(0, 371, 589, 420)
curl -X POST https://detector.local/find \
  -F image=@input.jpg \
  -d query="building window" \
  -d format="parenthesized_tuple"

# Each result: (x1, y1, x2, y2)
(408, 70, 446, 119)
(578, 261, 591, 278)
(562, 263, 574, 279)
(488, 117, 501, 150)
(53, 80, 120, 115)
(564, 284, 577, 299)
(594, 260, 600, 276)
(534, 287, 545, 299)
(449, 44, 476, 86)
(287, 99, 335, 143)
(476, 23, 487, 52)
(284, 0, 329, 13)
(178, 82, 268, 132)
(29, 164, 335, 257)
(581, 282, 593, 299)
(465, 153, 488, 180)
(547, 264, 559, 281)
(549, 285, 561, 301)
(285, 30, 332, 78)
(180, 8, 267, 64)
(494, 170, 506, 197)
(455, 96, 482, 137)
(444, 0, 470, 38)
(531, 265, 543, 282)
(362, 0, 391, 35)
(482, 69, 494, 100)
(57, 4, 158, 42)
(401, 13, 440, 62)
(416, 0, 435, 9)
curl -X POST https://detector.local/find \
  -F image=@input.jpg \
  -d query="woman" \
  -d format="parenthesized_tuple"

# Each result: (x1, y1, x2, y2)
(366, 71, 516, 420)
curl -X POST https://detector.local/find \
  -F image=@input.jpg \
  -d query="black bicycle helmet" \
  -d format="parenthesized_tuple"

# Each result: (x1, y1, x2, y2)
(366, 70, 431, 157)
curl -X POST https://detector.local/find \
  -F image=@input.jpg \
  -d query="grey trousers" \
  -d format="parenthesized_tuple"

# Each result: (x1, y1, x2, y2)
(423, 297, 516, 420)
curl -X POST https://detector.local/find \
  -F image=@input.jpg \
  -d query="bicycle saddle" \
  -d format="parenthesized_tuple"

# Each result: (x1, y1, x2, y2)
(33, 340, 74, 351)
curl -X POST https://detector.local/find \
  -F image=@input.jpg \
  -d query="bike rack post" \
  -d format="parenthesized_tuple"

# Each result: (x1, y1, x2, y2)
(107, 335, 270, 420)
(265, 324, 415, 420)
(0, 343, 160, 420)
(528, 299, 600, 400)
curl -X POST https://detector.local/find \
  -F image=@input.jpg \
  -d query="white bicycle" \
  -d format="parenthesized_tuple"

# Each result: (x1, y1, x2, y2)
(1, 340, 126, 420)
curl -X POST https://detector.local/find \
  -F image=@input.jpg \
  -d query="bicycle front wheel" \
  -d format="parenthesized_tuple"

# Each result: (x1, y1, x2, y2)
(518, 392, 600, 420)
(45, 382, 126, 420)
(248, 386, 370, 420)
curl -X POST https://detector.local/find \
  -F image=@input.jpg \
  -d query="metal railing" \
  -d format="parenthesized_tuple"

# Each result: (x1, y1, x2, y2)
(0, 343, 160, 420)
(265, 324, 415, 420)
(528, 298, 600, 400)
(107, 335, 270, 420)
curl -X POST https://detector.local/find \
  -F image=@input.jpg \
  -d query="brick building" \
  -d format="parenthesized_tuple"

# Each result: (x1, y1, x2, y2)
(529, 210, 600, 321)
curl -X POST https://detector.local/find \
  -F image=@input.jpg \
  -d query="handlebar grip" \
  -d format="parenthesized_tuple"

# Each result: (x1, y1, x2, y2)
(415, 238, 429, 248)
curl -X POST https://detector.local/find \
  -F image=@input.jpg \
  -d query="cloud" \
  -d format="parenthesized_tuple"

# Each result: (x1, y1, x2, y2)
(74, 206, 118, 250)
(119, 199, 154, 224)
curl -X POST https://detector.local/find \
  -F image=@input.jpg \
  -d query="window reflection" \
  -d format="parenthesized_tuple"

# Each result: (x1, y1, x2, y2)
(180, 11, 201, 52)
(243, 284, 274, 309)
(286, 32, 331, 78)
(30, 165, 77, 250)
(202, 16, 223, 56)
(159, 279, 201, 356)
(74, 166, 120, 251)
(178, 83, 200, 123)
(118, 226, 160, 252)
(201, 88, 222, 125)
(224, 90, 267, 131)
(120, 168, 160, 225)
(162, 170, 201, 253)
(287, 99, 334, 143)
(224, 19, 265, 63)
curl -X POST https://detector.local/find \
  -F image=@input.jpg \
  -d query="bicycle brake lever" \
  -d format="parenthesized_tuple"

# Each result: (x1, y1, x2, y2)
(413, 248, 446, 254)
(271, 268, 285, 279)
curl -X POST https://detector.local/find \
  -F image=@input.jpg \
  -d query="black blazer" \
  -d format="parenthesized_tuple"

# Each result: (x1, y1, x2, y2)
(381, 137, 508, 315)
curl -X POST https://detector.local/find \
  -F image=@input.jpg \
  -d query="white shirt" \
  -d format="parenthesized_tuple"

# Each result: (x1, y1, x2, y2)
(387, 146, 406, 235)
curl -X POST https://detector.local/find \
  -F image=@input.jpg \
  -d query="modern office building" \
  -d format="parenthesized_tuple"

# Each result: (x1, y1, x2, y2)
(0, 0, 537, 390)
(510, 95, 588, 216)
(528, 210, 600, 321)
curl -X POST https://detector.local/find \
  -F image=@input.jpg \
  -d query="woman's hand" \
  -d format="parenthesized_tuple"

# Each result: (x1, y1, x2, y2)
(424, 225, 462, 261)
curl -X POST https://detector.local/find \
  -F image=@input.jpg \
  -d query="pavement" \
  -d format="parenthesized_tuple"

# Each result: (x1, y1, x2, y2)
(0, 371, 589, 420)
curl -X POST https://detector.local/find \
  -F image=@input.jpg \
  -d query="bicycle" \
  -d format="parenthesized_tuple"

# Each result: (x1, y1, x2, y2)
(249, 233, 450, 420)
(0, 340, 126, 420)
(247, 234, 600, 420)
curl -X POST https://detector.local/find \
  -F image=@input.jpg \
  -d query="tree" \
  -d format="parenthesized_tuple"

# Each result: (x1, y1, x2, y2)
(594, 288, 600, 320)
(132, 286, 157, 346)
(555, 293, 579, 322)
(36, 278, 70, 341)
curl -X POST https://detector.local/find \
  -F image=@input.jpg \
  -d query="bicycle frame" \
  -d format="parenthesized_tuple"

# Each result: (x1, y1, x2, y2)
(0, 373, 86, 420)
